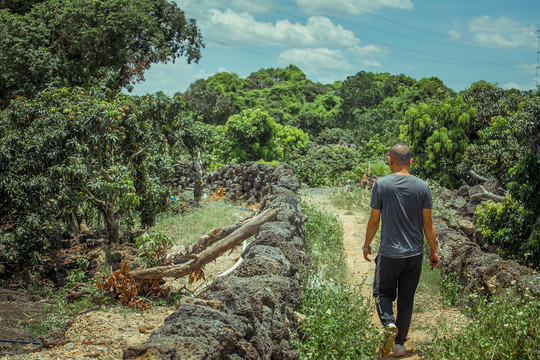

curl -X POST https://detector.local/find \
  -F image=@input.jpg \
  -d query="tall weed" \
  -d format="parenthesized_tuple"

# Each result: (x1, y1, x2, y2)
(298, 200, 383, 359)
(420, 287, 540, 359)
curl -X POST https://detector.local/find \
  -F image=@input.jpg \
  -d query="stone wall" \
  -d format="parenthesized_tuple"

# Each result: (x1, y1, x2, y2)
(170, 161, 281, 204)
(124, 163, 306, 359)
(435, 184, 539, 300)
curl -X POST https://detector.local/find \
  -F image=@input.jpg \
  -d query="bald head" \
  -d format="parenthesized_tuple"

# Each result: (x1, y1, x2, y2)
(389, 143, 412, 167)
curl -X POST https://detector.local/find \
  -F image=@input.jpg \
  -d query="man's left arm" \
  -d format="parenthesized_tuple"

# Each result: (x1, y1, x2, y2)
(422, 208, 440, 268)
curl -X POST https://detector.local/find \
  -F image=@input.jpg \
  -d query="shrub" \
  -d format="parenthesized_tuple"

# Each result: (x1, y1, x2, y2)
(476, 196, 538, 268)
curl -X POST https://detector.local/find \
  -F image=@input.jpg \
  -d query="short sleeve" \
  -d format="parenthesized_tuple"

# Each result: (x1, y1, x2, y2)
(422, 185, 433, 209)
(370, 182, 383, 210)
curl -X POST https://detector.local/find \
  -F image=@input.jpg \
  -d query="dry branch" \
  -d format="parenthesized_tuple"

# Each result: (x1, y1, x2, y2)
(168, 221, 246, 264)
(131, 208, 278, 281)
(469, 169, 489, 183)
(470, 185, 505, 202)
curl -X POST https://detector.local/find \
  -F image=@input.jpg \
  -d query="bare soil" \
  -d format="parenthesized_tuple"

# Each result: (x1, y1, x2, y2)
(0, 232, 247, 359)
(0, 191, 467, 359)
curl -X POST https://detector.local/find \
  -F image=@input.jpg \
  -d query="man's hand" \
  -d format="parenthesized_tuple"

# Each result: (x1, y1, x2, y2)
(429, 252, 440, 268)
(363, 246, 372, 262)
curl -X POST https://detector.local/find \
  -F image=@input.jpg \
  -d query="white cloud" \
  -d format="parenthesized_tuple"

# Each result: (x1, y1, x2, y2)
(450, 16, 537, 48)
(231, 0, 274, 13)
(349, 44, 384, 58)
(174, 0, 274, 14)
(501, 81, 537, 91)
(277, 48, 352, 73)
(205, 9, 360, 48)
(129, 62, 209, 96)
(296, 0, 414, 15)
(518, 63, 538, 76)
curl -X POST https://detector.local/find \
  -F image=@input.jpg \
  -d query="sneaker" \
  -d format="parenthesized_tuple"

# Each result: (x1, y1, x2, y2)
(383, 323, 398, 355)
(392, 343, 407, 357)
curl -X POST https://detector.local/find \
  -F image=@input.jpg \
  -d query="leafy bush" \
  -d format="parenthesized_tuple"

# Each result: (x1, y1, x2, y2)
(135, 231, 175, 267)
(476, 196, 538, 268)
(439, 271, 464, 307)
(0, 87, 174, 263)
(400, 96, 476, 188)
(210, 108, 308, 167)
(420, 287, 540, 360)
(291, 145, 362, 187)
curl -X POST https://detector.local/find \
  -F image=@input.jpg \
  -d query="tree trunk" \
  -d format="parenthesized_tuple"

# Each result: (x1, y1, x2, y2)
(104, 206, 120, 244)
(131, 208, 278, 280)
(74, 205, 89, 233)
(193, 152, 203, 205)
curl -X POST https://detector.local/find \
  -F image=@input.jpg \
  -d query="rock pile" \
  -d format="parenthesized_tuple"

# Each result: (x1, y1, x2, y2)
(124, 164, 306, 360)
(435, 183, 539, 300)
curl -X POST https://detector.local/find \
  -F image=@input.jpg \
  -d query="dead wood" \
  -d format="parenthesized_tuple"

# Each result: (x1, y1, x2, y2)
(469, 169, 489, 183)
(470, 185, 505, 202)
(168, 220, 247, 265)
(131, 208, 278, 281)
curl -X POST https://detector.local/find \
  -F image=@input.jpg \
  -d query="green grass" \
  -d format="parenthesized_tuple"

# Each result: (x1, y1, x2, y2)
(327, 186, 372, 213)
(301, 200, 347, 282)
(153, 201, 248, 245)
(419, 286, 540, 360)
(297, 198, 384, 359)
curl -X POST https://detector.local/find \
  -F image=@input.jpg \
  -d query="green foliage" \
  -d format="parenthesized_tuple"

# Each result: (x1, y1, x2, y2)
(338, 71, 385, 129)
(0, 87, 174, 263)
(295, 283, 383, 360)
(291, 144, 389, 187)
(314, 127, 355, 145)
(291, 145, 362, 187)
(297, 199, 382, 359)
(420, 287, 540, 360)
(294, 91, 342, 136)
(135, 231, 175, 267)
(301, 200, 346, 281)
(476, 196, 538, 268)
(0, 0, 204, 107)
(209, 108, 308, 166)
(438, 271, 464, 307)
(400, 96, 476, 188)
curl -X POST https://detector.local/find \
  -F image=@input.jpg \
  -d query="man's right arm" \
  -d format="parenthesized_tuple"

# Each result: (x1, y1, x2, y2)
(422, 208, 440, 267)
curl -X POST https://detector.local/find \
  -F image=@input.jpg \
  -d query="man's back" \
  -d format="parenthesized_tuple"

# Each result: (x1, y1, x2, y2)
(370, 174, 432, 258)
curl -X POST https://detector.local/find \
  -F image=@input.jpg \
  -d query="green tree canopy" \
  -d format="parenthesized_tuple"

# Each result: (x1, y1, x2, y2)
(0, 88, 175, 263)
(400, 96, 476, 187)
(0, 0, 204, 107)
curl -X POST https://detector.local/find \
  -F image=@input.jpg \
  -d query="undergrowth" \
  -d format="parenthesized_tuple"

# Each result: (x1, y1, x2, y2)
(420, 286, 540, 359)
(153, 201, 247, 245)
(297, 199, 383, 359)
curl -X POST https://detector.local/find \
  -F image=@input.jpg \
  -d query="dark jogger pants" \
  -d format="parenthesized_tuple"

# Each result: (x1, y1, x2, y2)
(373, 254, 423, 345)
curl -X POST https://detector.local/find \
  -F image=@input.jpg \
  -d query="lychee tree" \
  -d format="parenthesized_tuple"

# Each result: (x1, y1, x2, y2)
(0, 87, 174, 263)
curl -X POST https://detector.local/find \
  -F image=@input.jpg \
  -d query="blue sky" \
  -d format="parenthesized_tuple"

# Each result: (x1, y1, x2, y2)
(130, 0, 540, 96)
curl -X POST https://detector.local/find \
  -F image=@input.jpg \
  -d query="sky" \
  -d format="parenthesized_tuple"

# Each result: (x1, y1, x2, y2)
(129, 0, 540, 96)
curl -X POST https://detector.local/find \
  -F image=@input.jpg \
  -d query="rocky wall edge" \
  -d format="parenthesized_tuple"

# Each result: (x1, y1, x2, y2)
(123, 163, 306, 360)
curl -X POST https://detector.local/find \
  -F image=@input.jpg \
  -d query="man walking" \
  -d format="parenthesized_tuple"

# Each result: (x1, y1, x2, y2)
(363, 143, 440, 357)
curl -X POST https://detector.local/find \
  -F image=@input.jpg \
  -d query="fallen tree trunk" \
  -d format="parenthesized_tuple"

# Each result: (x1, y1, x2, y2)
(131, 208, 278, 281)
(168, 221, 246, 265)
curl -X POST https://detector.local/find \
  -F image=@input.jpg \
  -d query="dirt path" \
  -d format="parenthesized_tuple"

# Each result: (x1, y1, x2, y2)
(305, 189, 428, 359)
(303, 188, 468, 359)
(338, 207, 423, 359)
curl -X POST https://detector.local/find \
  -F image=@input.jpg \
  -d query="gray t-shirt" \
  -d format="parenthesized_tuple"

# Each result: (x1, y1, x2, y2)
(370, 174, 433, 258)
